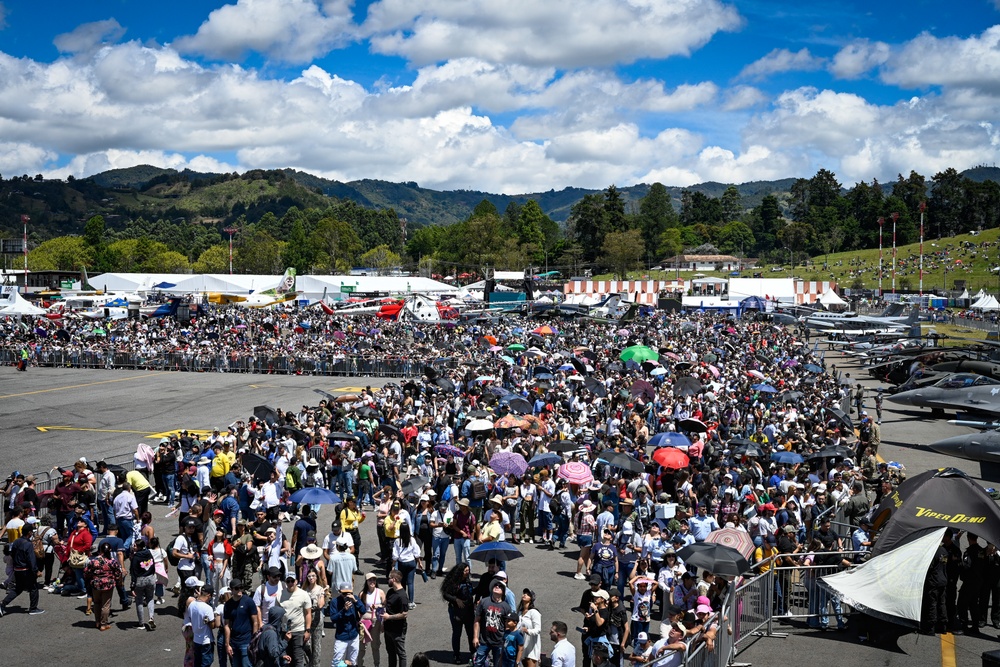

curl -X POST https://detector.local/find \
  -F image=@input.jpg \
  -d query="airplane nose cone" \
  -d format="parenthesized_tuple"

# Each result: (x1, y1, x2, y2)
(927, 434, 974, 460)
(886, 391, 913, 407)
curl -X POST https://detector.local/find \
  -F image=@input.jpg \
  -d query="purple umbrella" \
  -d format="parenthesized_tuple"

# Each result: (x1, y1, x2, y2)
(434, 444, 466, 459)
(782, 359, 798, 368)
(489, 452, 528, 477)
(333, 331, 346, 340)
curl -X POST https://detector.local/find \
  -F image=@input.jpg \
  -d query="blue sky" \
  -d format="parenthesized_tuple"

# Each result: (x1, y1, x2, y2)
(0, 0, 998, 193)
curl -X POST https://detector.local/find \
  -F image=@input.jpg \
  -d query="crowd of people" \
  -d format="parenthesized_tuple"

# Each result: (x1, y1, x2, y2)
(0, 306, 942, 667)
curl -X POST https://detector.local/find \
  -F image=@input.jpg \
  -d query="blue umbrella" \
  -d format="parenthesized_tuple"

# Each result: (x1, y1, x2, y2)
(803, 363, 823, 374)
(528, 453, 562, 468)
(771, 451, 804, 465)
(751, 383, 778, 393)
(648, 432, 692, 449)
(470, 541, 524, 562)
(289, 488, 341, 505)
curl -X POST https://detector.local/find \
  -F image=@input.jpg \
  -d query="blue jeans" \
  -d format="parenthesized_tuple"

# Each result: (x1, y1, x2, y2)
(554, 514, 569, 547)
(432, 536, 450, 572)
(163, 473, 177, 506)
(473, 642, 502, 667)
(454, 538, 470, 566)
(117, 516, 135, 550)
(228, 643, 250, 667)
(538, 510, 552, 536)
(397, 560, 416, 603)
(193, 641, 214, 667)
(97, 499, 113, 535)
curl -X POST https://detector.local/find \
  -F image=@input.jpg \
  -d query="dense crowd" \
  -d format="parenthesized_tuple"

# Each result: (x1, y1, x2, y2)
(2, 309, 933, 667)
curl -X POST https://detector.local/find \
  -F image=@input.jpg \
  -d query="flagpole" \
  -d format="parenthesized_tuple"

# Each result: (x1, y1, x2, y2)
(919, 202, 925, 297)
(878, 217, 884, 298)
(22, 214, 28, 294)
(890, 212, 898, 295)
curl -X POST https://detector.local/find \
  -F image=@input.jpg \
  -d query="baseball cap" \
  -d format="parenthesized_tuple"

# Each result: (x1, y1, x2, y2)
(589, 574, 602, 585)
(593, 589, 609, 600)
(636, 632, 649, 643)
(185, 576, 204, 588)
(696, 604, 713, 614)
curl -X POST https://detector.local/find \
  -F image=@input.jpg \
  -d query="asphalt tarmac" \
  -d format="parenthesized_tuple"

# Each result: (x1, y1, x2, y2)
(1, 361, 999, 667)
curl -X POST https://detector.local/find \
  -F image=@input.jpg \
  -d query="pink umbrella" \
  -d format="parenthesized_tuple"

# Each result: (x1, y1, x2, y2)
(706, 364, 720, 378)
(557, 460, 594, 486)
(333, 331, 346, 341)
(662, 352, 681, 361)
(489, 345, 503, 352)
(705, 527, 755, 558)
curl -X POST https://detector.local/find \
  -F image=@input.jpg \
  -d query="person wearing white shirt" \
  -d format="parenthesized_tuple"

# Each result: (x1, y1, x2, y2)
(185, 585, 219, 666)
(391, 523, 423, 609)
(549, 621, 576, 667)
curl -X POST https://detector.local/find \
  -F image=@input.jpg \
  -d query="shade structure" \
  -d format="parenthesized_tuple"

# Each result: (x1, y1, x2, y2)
(601, 451, 644, 474)
(557, 460, 594, 485)
(584, 377, 608, 397)
(532, 325, 558, 336)
(676, 542, 751, 577)
(528, 453, 562, 468)
(490, 452, 529, 477)
(465, 418, 496, 432)
(507, 344, 526, 351)
(434, 444, 465, 459)
(652, 447, 690, 469)
(872, 467, 1000, 556)
(821, 527, 947, 627)
(803, 363, 823, 373)
(470, 541, 524, 563)
(705, 528, 755, 558)
(379, 423, 403, 440)
(751, 383, 778, 394)
(289, 487, 341, 505)
(648, 432, 691, 449)
(619, 345, 659, 363)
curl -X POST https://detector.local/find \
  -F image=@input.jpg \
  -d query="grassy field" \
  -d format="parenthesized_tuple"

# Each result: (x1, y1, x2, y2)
(596, 227, 1000, 294)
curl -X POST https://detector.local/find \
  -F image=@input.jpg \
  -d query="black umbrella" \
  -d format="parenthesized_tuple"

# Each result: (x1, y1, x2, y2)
(469, 409, 490, 418)
(253, 405, 279, 427)
(401, 475, 430, 495)
(240, 452, 274, 484)
(54, 329, 71, 342)
(827, 407, 854, 432)
(584, 377, 608, 397)
(508, 397, 532, 415)
(674, 377, 702, 397)
(755, 353, 772, 367)
(674, 361, 693, 372)
(329, 432, 360, 442)
(606, 362, 623, 373)
(732, 441, 767, 458)
(402, 381, 420, 395)
(534, 372, 555, 381)
(779, 391, 803, 404)
(380, 423, 403, 441)
(422, 365, 439, 379)
(577, 349, 597, 362)
(533, 365, 554, 376)
(313, 389, 337, 403)
(546, 441, 579, 453)
(676, 542, 751, 577)
(356, 406, 380, 418)
(570, 357, 588, 374)
(679, 418, 708, 433)
(602, 451, 644, 474)
(277, 425, 310, 444)
(434, 377, 456, 393)
(810, 444, 856, 460)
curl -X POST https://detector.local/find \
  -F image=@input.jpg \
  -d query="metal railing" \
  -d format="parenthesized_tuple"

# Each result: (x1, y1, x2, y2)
(0, 349, 422, 377)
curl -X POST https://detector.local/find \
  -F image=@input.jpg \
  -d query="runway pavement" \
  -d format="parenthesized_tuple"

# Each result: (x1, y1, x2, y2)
(2, 361, 1000, 666)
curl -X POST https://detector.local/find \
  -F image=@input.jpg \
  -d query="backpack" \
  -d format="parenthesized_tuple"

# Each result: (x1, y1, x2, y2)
(31, 527, 50, 560)
(248, 624, 276, 667)
(166, 535, 181, 566)
(442, 485, 453, 502)
(469, 479, 488, 501)
(549, 492, 564, 517)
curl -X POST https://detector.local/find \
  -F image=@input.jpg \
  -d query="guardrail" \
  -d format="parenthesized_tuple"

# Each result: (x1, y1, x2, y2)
(0, 348, 423, 378)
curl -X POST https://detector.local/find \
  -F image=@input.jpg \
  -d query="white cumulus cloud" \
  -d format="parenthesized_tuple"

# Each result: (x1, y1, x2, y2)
(173, 0, 356, 63)
(54, 19, 126, 54)
(739, 48, 825, 80)
(881, 26, 1000, 92)
(364, 0, 743, 68)
(830, 39, 890, 79)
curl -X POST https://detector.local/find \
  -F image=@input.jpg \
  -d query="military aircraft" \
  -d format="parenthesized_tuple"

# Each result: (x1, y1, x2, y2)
(800, 303, 919, 332)
(207, 268, 299, 307)
(887, 373, 1000, 416)
(927, 430, 1000, 481)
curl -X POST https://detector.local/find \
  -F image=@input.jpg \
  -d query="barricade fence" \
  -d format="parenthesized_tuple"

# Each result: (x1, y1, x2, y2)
(731, 549, 868, 662)
(0, 348, 422, 378)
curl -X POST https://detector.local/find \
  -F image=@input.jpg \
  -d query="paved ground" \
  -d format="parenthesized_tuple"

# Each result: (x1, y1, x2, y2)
(2, 360, 1000, 666)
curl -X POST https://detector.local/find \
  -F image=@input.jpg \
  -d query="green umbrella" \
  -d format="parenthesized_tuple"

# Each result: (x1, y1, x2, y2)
(619, 345, 658, 363)
(507, 343, 526, 351)
(93, 328, 107, 336)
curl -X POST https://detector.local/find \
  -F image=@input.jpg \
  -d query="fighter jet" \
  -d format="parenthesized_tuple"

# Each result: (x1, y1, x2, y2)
(927, 430, 1000, 482)
(887, 373, 1000, 416)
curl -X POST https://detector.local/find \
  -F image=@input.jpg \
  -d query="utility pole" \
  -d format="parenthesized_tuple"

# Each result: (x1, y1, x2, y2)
(224, 227, 237, 275)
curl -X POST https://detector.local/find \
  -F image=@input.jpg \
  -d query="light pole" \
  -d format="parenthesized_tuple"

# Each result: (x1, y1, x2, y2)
(918, 201, 925, 297)
(890, 212, 898, 294)
(223, 227, 237, 275)
(878, 216, 884, 298)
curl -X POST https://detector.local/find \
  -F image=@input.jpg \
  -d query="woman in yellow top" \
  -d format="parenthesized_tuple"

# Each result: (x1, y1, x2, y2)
(339, 496, 366, 573)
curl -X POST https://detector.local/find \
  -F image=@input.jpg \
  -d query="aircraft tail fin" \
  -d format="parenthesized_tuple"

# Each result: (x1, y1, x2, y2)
(619, 303, 639, 323)
(81, 266, 94, 291)
(905, 307, 919, 325)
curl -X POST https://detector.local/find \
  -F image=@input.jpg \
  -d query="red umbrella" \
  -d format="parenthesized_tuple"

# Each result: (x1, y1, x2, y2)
(652, 447, 690, 469)
(705, 527, 755, 558)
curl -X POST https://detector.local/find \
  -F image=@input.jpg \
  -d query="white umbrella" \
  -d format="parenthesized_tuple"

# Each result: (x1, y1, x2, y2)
(466, 419, 495, 431)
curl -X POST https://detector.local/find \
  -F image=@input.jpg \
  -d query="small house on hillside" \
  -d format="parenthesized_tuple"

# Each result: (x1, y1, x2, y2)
(663, 254, 742, 272)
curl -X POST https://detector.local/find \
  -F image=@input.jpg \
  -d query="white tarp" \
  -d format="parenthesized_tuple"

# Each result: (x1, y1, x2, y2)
(0, 291, 47, 316)
(298, 275, 456, 300)
(820, 527, 946, 627)
(959, 289, 970, 300)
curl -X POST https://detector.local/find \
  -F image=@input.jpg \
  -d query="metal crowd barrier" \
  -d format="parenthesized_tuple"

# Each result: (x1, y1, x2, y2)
(0, 348, 420, 378)
(26, 451, 138, 522)
(731, 549, 867, 662)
